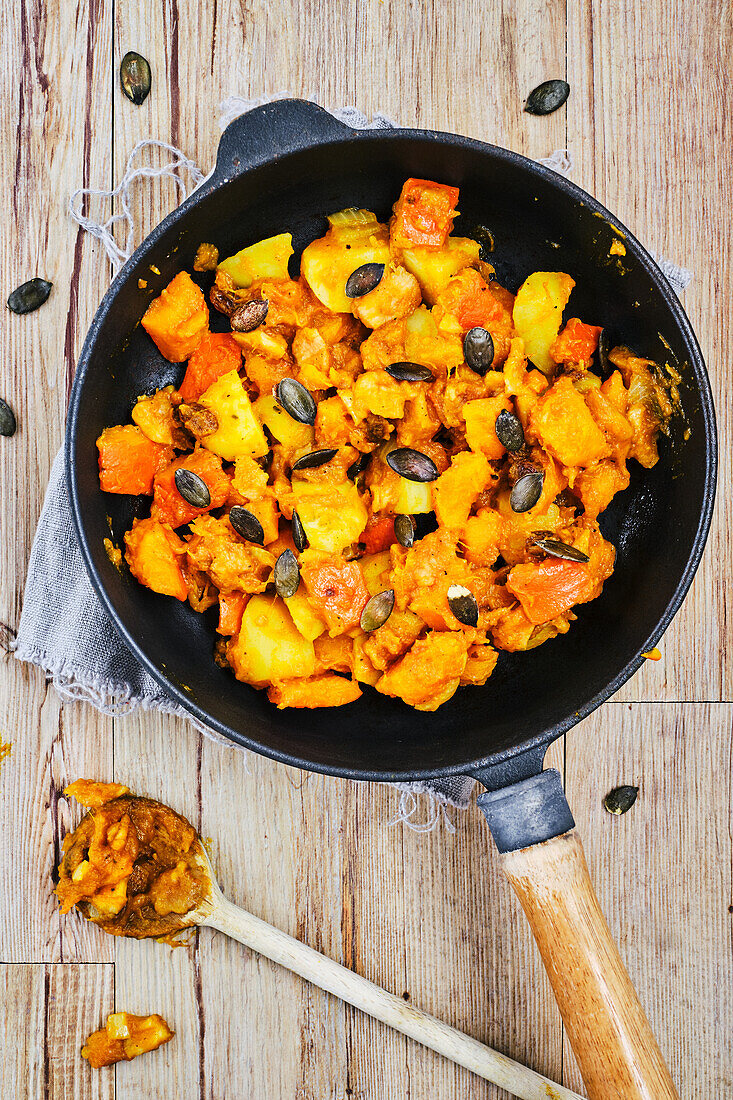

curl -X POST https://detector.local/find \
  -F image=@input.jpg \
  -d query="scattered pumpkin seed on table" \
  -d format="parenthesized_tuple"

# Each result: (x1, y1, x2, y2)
(0, 399, 17, 437)
(597, 329, 612, 374)
(276, 378, 317, 425)
(120, 51, 151, 105)
(463, 326, 495, 375)
(524, 79, 570, 115)
(291, 510, 308, 552)
(386, 361, 435, 383)
(495, 409, 525, 452)
(532, 536, 590, 563)
(291, 448, 338, 472)
(603, 785, 639, 815)
(447, 585, 479, 627)
(7, 278, 52, 314)
(394, 514, 415, 548)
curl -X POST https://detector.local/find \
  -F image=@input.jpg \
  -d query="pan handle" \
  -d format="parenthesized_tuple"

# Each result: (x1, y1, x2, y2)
(211, 99, 357, 183)
(476, 770, 679, 1100)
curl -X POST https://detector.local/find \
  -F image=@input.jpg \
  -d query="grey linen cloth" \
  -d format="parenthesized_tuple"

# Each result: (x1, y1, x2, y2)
(13, 98, 691, 828)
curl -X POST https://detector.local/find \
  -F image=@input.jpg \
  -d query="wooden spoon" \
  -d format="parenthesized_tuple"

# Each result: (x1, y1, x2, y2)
(59, 791, 583, 1100)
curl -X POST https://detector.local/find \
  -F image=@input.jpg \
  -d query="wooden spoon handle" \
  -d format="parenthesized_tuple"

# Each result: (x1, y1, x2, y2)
(202, 895, 584, 1100)
(502, 831, 679, 1100)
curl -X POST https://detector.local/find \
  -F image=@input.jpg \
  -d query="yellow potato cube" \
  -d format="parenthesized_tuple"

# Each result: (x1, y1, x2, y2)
(285, 589, 327, 641)
(291, 480, 368, 554)
(254, 395, 315, 450)
(301, 212, 390, 314)
(228, 595, 316, 686)
(217, 232, 293, 288)
(199, 370, 269, 461)
(512, 271, 575, 374)
(401, 237, 481, 304)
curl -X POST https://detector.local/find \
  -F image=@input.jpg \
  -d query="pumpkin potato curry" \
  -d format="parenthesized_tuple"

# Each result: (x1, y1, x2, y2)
(56, 779, 209, 938)
(97, 178, 671, 712)
(82, 1012, 174, 1069)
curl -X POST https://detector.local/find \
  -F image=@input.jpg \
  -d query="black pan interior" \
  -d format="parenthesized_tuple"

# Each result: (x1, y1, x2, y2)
(67, 128, 715, 780)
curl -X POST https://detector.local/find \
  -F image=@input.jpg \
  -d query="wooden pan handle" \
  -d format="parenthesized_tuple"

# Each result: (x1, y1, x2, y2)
(502, 830, 679, 1100)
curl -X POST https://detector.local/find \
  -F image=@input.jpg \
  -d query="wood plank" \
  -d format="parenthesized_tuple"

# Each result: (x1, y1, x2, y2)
(0, 964, 45, 1097)
(566, 0, 732, 703)
(0, 0, 116, 964)
(110, 4, 209, 1096)
(562, 701, 733, 1094)
(197, 746, 349, 1100)
(0, 963, 115, 1100)
(46, 963, 115, 1100)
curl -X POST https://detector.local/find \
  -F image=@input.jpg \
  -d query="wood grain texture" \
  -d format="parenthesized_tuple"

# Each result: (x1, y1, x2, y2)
(566, 0, 732, 701)
(0, 0, 731, 1097)
(0, 964, 115, 1100)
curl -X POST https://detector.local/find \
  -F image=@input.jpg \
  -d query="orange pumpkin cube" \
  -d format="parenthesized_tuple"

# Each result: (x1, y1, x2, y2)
(392, 178, 460, 249)
(151, 449, 231, 528)
(178, 332, 242, 401)
(268, 674, 362, 709)
(300, 553, 370, 634)
(141, 271, 209, 362)
(217, 591, 247, 636)
(124, 517, 188, 601)
(97, 425, 174, 495)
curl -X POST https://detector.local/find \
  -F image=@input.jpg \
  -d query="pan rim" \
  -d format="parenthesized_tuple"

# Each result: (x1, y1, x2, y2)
(65, 122, 718, 782)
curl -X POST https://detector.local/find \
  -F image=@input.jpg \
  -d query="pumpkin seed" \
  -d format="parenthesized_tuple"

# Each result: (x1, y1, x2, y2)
(386, 447, 439, 483)
(603, 785, 639, 816)
(229, 505, 264, 545)
(291, 448, 338, 471)
(495, 409, 525, 452)
(447, 584, 479, 627)
(510, 470, 544, 513)
(174, 468, 210, 509)
(394, 514, 415, 548)
(7, 278, 52, 314)
(524, 79, 570, 116)
(386, 361, 435, 383)
(463, 326, 495, 375)
(291, 510, 307, 552)
(276, 378, 317, 425)
(345, 263, 385, 298)
(347, 452, 371, 481)
(120, 51, 151, 105)
(0, 399, 16, 437)
(274, 549, 300, 598)
(360, 589, 395, 632)
(597, 328, 612, 375)
(230, 297, 269, 332)
(532, 535, 590, 563)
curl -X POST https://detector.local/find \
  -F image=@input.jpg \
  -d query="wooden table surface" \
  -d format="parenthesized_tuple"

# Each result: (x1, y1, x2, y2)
(1, 1, 731, 1097)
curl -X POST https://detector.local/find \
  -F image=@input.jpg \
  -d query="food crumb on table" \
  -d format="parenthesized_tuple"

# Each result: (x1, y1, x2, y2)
(81, 1012, 174, 1068)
